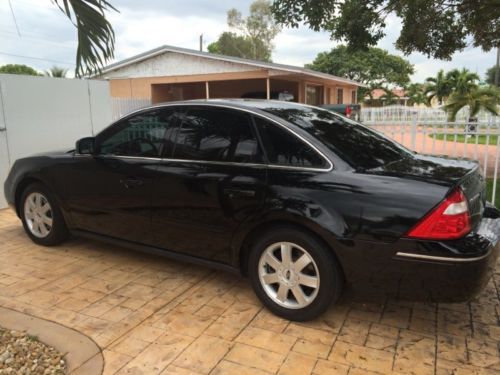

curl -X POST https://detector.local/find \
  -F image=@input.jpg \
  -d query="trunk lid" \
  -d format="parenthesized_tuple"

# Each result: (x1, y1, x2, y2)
(367, 154, 487, 229)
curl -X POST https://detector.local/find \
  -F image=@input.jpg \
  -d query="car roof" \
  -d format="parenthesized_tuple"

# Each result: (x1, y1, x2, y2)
(148, 99, 312, 112)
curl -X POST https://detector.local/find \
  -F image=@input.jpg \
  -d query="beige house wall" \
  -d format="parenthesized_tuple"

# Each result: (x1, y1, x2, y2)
(108, 70, 359, 105)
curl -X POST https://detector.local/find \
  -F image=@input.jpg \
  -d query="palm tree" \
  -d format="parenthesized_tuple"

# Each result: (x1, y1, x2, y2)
(380, 87, 398, 106)
(424, 70, 452, 106)
(51, 1, 118, 77)
(446, 68, 479, 96)
(444, 86, 500, 122)
(44, 66, 68, 78)
(406, 83, 426, 106)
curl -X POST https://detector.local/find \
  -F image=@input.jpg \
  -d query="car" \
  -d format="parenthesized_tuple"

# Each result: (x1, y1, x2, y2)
(4, 99, 499, 321)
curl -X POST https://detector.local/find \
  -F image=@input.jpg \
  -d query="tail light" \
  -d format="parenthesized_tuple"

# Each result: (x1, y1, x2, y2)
(345, 105, 352, 118)
(405, 188, 471, 240)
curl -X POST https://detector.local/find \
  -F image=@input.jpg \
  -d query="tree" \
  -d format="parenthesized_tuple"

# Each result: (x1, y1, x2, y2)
(406, 83, 426, 106)
(52, 0, 117, 77)
(207, 32, 272, 61)
(271, 1, 500, 60)
(444, 86, 500, 121)
(379, 87, 398, 105)
(0, 64, 40, 76)
(446, 68, 479, 96)
(306, 45, 414, 87)
(45, 66, 69, 78)
(486, 65, 500, 87)
(209, 0, 280, 61)
(424, 70, 452, 105)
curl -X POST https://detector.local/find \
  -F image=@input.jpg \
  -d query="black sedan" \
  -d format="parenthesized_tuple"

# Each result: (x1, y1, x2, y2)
(4, 100, 499, 321)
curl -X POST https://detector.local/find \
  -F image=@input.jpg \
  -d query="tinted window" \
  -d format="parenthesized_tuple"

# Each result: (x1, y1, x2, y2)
(254, 116, 326, 168)
(173, 108, 262, 163)
(260, 105, 412, 170)
(98, 110, 177, 157)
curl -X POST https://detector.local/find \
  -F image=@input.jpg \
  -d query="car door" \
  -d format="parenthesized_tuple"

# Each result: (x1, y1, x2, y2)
(151, 106, 267, 263)
(65, 108, 180, 244)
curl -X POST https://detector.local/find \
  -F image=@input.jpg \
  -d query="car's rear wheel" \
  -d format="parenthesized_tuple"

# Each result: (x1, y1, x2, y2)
(248, 226, 343, 321)
(20, 183, 68, 246)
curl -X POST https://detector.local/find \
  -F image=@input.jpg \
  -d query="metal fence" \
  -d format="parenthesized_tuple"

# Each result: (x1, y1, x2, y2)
(111, 97, 151, 120)
(361, 106, 499, 205)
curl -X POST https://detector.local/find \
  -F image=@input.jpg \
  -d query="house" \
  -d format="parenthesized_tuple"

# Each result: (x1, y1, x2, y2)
(365, 88, 409, 107)
(97, 45, 363, 106)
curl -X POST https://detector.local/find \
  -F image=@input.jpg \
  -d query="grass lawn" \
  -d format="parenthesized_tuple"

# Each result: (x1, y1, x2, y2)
(486, 179, 499, 208)
(429, 133, 498, 145)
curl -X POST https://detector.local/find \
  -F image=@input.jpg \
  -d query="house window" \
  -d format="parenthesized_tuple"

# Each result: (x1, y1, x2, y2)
(306, 85, 322, 105)
(351, 90, 357, 104)
(337, 88, 343, 104)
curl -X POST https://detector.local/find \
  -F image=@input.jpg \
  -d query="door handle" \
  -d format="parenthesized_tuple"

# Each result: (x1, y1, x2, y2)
(223, 188, 256, 198)
(120, 178, 144, 189)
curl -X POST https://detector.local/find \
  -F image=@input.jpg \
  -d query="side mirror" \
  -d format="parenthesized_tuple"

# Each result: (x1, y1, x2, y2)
(75, 137, 96, 155)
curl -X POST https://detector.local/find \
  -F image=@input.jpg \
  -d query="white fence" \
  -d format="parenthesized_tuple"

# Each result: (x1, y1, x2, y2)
(112, 97, 151, 120)
(361, 105, 500, 124)
(361, 106, 499, 205)
(0, 74, 112, 208)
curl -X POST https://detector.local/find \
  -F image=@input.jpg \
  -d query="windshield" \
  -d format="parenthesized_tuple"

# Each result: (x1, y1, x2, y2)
(261, 105, 413, 170)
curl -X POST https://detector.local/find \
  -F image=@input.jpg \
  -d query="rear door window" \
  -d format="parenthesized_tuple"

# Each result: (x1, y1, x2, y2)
(253, 116, 327, 169)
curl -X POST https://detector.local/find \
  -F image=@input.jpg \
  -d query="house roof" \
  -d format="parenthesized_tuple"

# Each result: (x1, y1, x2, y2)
(370, 88, 408, 100)
(99, 45, 365, 87)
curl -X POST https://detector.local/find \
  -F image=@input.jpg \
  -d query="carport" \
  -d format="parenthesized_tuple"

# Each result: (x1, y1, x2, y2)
(151, 78, 300, 103)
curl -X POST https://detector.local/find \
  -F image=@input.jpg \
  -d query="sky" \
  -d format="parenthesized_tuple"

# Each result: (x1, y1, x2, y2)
(0, 0, 496, 83)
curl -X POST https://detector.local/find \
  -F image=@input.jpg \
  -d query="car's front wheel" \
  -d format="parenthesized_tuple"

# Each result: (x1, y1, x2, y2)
(248, 227, 343, 321)
(20, 183, 68, 246)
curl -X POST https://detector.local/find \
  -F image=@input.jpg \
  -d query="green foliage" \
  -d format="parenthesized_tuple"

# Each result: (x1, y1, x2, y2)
(485, 65, 499, 86)
(444, 86, 500, 121)
(306, 45, 414, 87)
(379, 87, 398, 105)
(446, 68, 479, 96)
(0, 64, 40, 76)
(271, 1, 500, 60)
(429, 133, 498, 146)
(424, 70, 453, 105)
(406, 83, 426, 106)
(207, 32, 272, 61)
(210, 0, 280, 61)
(44, 66, 69, 78)
(52, 0, 118, 77)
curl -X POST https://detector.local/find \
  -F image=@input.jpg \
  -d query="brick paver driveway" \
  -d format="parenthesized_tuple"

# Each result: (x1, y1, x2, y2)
(0, 209, 499, 374)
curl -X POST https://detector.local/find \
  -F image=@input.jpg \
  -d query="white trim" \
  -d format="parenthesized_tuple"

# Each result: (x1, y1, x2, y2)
(395, 251, 490, 263)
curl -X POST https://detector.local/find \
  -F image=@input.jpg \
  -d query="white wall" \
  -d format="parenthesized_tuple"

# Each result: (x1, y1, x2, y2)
(101, 51, 253, 79)
(0, 74, 112, 208)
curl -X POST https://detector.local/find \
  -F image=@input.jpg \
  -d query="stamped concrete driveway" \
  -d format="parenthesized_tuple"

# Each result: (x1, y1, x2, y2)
(0, 209, 499, 375)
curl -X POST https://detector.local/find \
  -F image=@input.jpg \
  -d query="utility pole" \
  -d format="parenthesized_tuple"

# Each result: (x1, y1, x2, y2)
(199, 34, 203, 52)
(495, 46, 499, 87)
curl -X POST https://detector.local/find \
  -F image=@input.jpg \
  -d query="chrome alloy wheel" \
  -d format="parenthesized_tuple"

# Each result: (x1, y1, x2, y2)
(258, 242, 320, 309)
(23, 192, 53, 238)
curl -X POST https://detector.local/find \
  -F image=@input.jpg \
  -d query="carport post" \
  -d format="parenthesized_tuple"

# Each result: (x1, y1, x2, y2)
(266, 78, 270, 99)
(205, 81, 210, 99)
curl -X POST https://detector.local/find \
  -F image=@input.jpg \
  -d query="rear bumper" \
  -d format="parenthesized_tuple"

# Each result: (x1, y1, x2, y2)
(342, 208, 500, 302)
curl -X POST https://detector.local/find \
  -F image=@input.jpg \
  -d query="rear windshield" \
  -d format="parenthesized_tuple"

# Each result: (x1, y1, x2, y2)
(261, 106, 412, 170)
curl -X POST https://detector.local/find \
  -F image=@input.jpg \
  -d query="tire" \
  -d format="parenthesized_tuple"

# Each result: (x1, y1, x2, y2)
(248, 226, 343, 321)
(20, 182, 68, 246)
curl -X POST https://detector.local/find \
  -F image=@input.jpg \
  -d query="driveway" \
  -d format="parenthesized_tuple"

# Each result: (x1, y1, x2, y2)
(0, 209, 499, 374)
